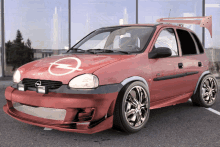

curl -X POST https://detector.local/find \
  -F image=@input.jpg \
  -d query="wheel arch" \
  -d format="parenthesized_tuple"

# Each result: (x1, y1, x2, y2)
(193, 70, 211, 94)
(120, 76, 150, 100)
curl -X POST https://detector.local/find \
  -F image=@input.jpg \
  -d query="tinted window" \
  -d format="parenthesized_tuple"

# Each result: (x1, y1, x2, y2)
(155, 28, 178, 56)
(177, 29, 197, 55)
(191, 33, 204, 54)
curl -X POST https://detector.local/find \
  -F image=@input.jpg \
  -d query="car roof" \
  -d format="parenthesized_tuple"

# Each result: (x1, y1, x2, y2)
(99, 23, 194, 33)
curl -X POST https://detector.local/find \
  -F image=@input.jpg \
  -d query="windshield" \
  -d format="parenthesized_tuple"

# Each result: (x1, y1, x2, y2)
(68, 26, 155, 54)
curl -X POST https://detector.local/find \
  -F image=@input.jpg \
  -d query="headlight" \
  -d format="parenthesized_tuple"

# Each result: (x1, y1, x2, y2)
(69, 74, 99, 89)
(13, 70, 21, 83)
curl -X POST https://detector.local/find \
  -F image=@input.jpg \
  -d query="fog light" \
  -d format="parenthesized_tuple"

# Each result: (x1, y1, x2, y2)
(18, 84, 27, 91)
(36, 86, 48, 94)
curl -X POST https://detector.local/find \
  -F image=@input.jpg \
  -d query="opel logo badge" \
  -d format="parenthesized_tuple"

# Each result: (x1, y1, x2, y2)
(48, 57, 83, 76)
(35, 80, 41, 87)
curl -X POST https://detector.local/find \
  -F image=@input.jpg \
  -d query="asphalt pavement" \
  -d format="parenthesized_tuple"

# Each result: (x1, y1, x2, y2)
(0, 77, 220, 147)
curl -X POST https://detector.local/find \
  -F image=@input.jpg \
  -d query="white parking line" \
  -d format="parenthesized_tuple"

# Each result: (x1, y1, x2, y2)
(44, 127, 53, 130)
(205, 108, 220, 116)
(189, 98, 220, 116)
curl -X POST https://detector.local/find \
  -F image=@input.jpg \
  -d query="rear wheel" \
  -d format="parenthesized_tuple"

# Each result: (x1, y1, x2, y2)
(113, 81, 150, 133)
(191, 74, 218, 107)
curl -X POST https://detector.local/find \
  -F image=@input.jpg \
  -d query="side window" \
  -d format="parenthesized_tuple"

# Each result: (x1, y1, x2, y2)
(191, 33, 204, 54)
(176, 29, 197, 55)
(155, 28, 178, 56)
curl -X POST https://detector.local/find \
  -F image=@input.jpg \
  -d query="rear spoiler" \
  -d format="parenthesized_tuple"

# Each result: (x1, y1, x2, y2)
(156, 15, 212, 38)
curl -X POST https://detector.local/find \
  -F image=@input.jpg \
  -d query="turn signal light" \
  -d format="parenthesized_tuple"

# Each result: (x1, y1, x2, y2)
(18, 84, 27, 91)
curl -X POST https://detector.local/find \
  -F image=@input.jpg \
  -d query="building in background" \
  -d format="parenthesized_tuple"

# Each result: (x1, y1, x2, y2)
(183, 13, 195, 32)
(52, 7, 59, 50)
(33, 49, 67, 60)
(119, 8, 128, 25)
(85, 13, 90, 36)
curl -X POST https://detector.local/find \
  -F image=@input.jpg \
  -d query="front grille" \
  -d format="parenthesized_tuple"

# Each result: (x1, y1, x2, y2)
(13, 102, 66, 120)
(22, 78, 62, 89)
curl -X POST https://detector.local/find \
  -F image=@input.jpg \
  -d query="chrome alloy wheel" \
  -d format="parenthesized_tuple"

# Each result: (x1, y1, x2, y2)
(201, 77, 217, 104)
(124, 86, 149, 128)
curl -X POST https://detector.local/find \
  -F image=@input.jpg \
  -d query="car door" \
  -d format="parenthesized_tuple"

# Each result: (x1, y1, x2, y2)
(149, 28, 183, 102)
(173, 29, 201, 96)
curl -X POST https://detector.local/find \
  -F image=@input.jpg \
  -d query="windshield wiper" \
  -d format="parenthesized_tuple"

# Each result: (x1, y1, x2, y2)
(111, 50, 129, 54)
(86, 49, 108, 54)
(68, 48, 86, 53)
(86, 49, 129, 54)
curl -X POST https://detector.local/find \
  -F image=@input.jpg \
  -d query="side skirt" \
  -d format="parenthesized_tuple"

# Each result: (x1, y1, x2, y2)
(150, 92, 193, 109)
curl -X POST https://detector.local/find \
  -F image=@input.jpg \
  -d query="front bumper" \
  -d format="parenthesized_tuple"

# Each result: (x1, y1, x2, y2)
(3, 85, 121, 134)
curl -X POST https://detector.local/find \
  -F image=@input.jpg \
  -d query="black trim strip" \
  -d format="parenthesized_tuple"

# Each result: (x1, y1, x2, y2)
(153, 71, 199, 81)
(12, 83, 123, 94)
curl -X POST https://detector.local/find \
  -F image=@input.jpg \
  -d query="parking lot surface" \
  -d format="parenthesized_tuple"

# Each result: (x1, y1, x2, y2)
(0, 84, 220, 147)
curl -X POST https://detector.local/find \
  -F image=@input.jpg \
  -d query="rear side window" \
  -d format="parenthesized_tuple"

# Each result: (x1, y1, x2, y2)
(176, 29, 197, 55)
(191, 33, 204, 54)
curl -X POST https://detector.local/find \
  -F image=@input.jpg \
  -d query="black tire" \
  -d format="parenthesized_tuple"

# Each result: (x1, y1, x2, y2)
(191, 74, 218, 107)
(113, 81, 150, 133)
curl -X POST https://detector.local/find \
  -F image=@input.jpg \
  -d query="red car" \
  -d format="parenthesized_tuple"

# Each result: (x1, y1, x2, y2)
(3, 16, 218, 134)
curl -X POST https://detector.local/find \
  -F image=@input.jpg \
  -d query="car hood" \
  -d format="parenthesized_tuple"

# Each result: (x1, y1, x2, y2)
(18, 54, 134, 84)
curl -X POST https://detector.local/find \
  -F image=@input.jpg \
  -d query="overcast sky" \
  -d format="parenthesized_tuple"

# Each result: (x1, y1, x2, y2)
(2, 0, 220, 49)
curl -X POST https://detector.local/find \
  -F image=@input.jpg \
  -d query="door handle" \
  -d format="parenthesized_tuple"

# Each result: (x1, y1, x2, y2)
(198, 62, 202, 67)
(178, 63, 183, 69)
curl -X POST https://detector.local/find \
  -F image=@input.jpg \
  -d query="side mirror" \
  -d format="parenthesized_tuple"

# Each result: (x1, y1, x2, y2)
(148, 47, 172, 59)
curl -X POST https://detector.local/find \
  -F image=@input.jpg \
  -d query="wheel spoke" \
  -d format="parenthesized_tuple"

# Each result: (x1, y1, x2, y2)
(204, 95, 209, 101)
(141, 99, 148, 107)
(134, 113, 141, 126)
(126, 109, 136, 117)
(141, 116, 145, 123)
(125, 102, 132, 112)
(212, 89, 217, 97)
(211, 97, 216, 101)
(135, 87, 142, 103)
(205, 80, 210, 88)
(128, 93, 138, 107)
(208, 95, 214, 103)
(203, 82, 207, 88)
(202, 92, 209, 98)
(130, 113, 137, 122)
(211, 81, 214, 89)
(208, 78, 213, 86)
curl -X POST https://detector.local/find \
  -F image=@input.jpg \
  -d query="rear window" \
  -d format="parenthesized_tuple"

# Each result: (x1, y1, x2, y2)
(191, 33, 204, 54)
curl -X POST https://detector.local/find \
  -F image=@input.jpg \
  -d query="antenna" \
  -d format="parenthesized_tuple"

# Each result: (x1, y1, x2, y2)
(168, 9, 171, 18)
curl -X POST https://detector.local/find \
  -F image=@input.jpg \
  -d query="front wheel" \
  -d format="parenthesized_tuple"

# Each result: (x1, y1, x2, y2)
(113, 81, 150, 133)
(191, 74, 218, 107)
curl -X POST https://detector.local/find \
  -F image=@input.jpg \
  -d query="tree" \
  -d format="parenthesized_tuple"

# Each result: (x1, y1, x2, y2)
(14, 30, 23, 44)
(5, 40, 13, 64)
(25, 38, 34, 60)
(6, 30, 34, 71)
(25, 38, 32, 49)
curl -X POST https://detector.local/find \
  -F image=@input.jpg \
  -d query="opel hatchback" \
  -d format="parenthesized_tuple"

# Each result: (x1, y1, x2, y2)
(3, 16, 218, 134)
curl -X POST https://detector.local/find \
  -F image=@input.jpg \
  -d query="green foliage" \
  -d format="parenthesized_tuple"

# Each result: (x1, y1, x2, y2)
(25, 38, 32, 49)
(14, 30, 23, 44)
(5, 30, 34, 71)
(5, 40, 13, 64)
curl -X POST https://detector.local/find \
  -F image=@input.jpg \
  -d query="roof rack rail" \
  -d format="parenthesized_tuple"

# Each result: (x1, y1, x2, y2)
(156, 15, 212, 38)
